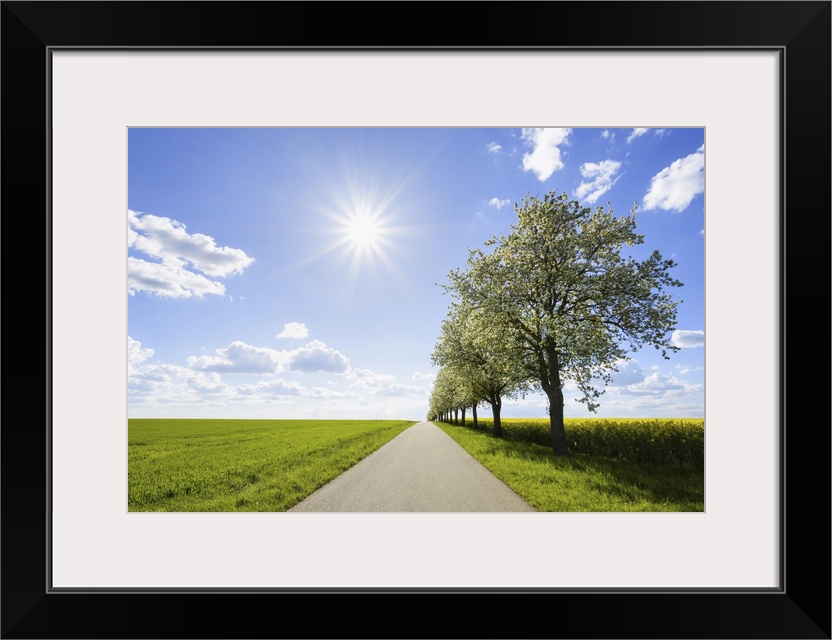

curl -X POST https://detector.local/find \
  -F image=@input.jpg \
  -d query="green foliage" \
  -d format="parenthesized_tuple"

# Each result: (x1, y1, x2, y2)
(429, 302, 530, 422)
(452, 417, 704, 467)
(433, 421, 704, 512)
(128, 419, 416, 511)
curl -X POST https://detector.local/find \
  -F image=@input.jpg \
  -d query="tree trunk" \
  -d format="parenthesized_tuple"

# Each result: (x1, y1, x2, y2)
(461, 407, 466, 427)
(472, 404, 478, 430)
(543, 340, 569, 455)
(453, 408, 458, 425)
(548, 388, 569, 455)
(491, 398, 503, 438)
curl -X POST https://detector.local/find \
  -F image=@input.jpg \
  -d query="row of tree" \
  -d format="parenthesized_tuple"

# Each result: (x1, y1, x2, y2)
(427, 191, 684, 456)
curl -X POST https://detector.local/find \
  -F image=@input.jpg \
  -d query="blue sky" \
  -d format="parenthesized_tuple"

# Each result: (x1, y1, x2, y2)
(128, 127, 705, 421)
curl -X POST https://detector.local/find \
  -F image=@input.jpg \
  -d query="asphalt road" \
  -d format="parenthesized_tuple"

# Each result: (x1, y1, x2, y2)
(289, 421, 537, 512)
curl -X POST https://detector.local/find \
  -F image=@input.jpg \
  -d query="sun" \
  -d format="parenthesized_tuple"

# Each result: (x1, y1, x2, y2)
(305, 175, 416, 293)
(309, 198, 398, 276)
(344, 210, 383, 254)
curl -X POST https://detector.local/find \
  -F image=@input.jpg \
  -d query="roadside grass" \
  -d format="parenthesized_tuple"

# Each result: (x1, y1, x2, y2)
(433, 421, 704, 512)
(128, 419, 416, 512)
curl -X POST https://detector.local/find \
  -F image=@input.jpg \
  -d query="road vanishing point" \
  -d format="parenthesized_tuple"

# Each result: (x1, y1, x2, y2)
(289, 421, 537, 512)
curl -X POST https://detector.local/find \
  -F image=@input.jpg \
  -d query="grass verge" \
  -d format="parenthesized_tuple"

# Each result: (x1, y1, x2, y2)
(128, 419, 416, 512)
(433, 421, 704, 512)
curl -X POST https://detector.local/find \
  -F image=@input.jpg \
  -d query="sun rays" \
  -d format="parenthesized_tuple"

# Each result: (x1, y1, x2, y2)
(305, 187, 407, 299)
(340, 207, 385, 257)
(287, 131, 445, 307)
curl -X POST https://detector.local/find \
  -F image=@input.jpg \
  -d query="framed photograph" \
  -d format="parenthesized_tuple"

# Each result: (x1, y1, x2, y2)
(3, 2, 829, 638)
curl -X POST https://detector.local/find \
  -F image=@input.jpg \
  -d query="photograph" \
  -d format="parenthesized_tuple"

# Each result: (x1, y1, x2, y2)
(127, 126, 706, 513)
(2, 0, 828, 637)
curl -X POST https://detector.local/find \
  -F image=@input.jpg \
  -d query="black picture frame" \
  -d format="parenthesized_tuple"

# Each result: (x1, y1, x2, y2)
(2, 2, 829, 638)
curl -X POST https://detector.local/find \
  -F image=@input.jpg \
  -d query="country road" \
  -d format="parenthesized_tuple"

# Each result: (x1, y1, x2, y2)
(289, 421, 537, 512)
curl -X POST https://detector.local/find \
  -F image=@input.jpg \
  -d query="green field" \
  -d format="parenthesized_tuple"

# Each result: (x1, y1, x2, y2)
(128, 419, 416, 512)
(434, 418, 704, 512)
(129, 417, 704, 513)
(469, 417, 704, 466)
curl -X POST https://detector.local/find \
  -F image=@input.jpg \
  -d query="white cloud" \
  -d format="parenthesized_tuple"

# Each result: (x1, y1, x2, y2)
(573, 159, 622, 204)
(239, 378, 304, 397)
(454, 371, 704, 419)
(187, 371, 234, 395)
(489, 197, 511, 209)
(369, 384, 428, 397)
(238, 378, 361, 400)
(127, 334, 433, 420)
(643, 145, 705, 212)
(128, 210, 254, 277)
(699, 229, 705, 237)
(347, 368, 395, 383)
(288, 339, 350, 373)
(600, 359, 647, 386)
(276, 322, 309, 340)
(520, 128, 571, 181)
(128, 210, 254, 298)
(303, 387, 361, 399)
(601, 130, 613, 140)
(128, 351, 368, 413)
(128, 336, 154, 366)
(676, 365, 704, 375)
(626, 128, 649, 143)
(614, 372, 702, 397)
(585, 359, 704, 410)
(188, 341, 286, 374)
(486, 142, 502, 153)
(484, 385, 704, 419)
(132, 363, 183, 385)
(127, 377, 157, 395)
(128, 256, 227, 299)
(186, 337, 350, 375)
(349, 368, 427, 396)
(129, 363, 237, 405)
(671, 330, 705, 348)
(412, 371, 436, 381)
